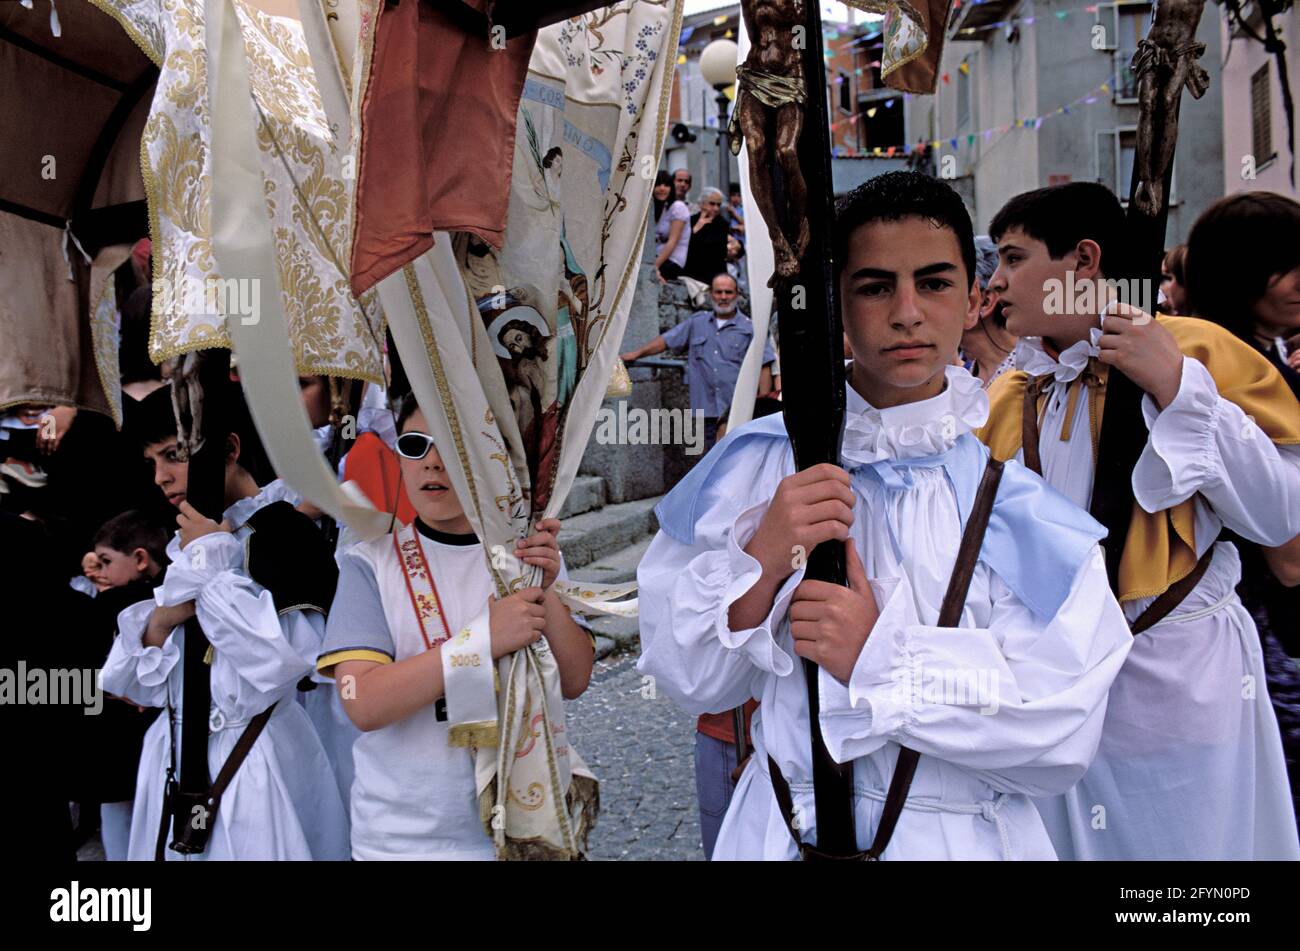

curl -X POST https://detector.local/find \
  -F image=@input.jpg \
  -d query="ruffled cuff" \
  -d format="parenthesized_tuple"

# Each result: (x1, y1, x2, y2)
(102, 598, 182, 693)
(817, 576, 917, 763)
(160, 532, 245, 605)
(712, 501, 798, 677)
(1133, 356, 1222, 512)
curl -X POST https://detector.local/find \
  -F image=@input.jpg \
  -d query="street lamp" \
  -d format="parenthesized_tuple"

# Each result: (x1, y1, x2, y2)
(699, 38, 738, 197)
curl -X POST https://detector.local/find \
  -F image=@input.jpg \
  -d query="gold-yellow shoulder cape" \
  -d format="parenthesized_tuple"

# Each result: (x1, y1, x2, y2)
(978, 316, 1300, 602)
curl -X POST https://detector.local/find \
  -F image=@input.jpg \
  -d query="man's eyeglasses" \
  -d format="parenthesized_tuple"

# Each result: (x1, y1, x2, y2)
(396, 431, 437, 460)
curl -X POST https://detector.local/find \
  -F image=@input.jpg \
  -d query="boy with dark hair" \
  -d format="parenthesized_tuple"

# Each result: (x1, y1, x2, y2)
(83, 509, 169, 859)
(101, 383, 349, 860)
(638, 171, 1132, 860)
(981, 181, 1300, 859)
(91, 511, 168, 589)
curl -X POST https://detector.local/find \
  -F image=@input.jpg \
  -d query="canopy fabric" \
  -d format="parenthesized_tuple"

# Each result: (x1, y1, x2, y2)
(91, 0, 386, 384)
(0, 1, 154, 421)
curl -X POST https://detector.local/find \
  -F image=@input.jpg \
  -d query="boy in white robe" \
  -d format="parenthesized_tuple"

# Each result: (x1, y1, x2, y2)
(980, 182, 1300, 860)
(316, 398, 596, 860)
(101, 385, 349, 860)
(637, 171, 1135, 860)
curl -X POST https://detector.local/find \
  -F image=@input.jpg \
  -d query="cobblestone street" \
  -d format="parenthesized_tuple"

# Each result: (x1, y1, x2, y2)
(565, 648, 704, 862)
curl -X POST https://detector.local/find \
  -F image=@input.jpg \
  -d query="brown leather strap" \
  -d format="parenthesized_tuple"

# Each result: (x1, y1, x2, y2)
(865, 457, 1004, 860)
(1129, 547, 1214, 635)
(155, 702, 277, 860)
(209, 702, 277, 806)
(1021, 376, 1050, 476)
(769, 458, 1005, 860)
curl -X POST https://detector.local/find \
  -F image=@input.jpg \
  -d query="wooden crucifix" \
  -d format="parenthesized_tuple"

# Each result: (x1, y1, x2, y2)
(732, 0, 857, 856)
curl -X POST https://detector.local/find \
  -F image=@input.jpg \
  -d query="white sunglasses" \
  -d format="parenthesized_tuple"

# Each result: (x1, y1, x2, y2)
(396, 431, 437, 460)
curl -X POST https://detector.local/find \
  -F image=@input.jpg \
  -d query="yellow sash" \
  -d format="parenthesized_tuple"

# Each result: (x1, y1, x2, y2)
(979, 316, 1300, 602)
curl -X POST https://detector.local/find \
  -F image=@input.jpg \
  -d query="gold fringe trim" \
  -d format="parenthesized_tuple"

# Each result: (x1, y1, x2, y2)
(448, 719, 499, 749)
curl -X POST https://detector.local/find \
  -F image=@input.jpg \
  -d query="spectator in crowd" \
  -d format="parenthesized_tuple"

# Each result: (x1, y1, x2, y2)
(1184, 190, 1300, 823)
(1185, 191, 1300, 391)
(653, 169, 691, 282)
(726, 235, 748, 297)
(672, 167, 693, 208)
(725, 182, 745, 243)
(620, 272, 775, 447)
(684, 187, 731, 284)
(959, 235, 1018, 387)
(1159, 244, 1189, 316)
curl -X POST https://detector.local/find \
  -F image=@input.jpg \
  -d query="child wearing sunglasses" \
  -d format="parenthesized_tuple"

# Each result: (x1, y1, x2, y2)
(316, 395, 595, 860)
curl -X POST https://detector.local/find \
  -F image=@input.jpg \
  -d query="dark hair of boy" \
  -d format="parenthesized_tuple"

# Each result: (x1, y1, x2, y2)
(93, 510, 170, 568)
(833, 171, 976, 288)
(1163, 244, 1188, 286)
(988, 181, 1132, 279)
(1184, 191, 1300, 339)
(396, 391, 421, 432)
(125, 379, 275, 486)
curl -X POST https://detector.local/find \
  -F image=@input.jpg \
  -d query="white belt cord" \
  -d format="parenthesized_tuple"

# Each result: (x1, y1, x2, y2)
(1140, 586, 1236, 631)
(854, 786, 1015, 860)
(766, 758, 1015, 859)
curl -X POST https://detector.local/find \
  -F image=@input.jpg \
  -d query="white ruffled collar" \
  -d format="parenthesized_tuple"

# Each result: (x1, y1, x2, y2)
(842, 364, 989, 466)
(222, 478, 303, 532)
(1017, 328, 1103, 383)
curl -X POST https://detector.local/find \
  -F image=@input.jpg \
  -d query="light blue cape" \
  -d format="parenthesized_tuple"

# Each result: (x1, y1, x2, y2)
(654, 413, 1106, 622)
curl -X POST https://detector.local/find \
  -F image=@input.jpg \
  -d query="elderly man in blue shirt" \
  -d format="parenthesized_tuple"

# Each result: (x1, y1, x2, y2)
(621, 273, 776, 447)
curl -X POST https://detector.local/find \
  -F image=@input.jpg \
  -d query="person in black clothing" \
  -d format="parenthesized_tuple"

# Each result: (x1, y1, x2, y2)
(684, 187, 731, 284)
(0, 511, 98, 860)
(1185, 190, 1300, 822)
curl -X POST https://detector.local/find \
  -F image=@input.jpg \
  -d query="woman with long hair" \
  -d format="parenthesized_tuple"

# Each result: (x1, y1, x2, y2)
(1185, 191, 1300, 825)
(652, 169, 690, 281)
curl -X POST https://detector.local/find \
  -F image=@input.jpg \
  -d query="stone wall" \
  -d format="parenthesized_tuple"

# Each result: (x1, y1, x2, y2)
(577, 226, 732, 503)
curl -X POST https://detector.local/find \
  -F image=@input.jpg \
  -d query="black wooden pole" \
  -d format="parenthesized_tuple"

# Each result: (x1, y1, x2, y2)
(173, 348, 231, 851)
(1090, 89, 1185, 595)
(771, 4, 856, 855)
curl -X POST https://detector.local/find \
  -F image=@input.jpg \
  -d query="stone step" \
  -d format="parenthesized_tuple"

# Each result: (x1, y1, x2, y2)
(557, 475, 607, 519)
(569, 533, 654, 586)
(558, 495, 661, 570)
(588, 614, 641, 657)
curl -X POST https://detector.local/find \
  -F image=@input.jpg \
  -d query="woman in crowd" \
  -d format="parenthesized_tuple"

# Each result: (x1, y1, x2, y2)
(652, 169, 690, 282)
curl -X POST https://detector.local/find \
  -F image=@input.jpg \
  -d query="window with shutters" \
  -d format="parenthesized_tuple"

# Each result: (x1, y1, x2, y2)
(1096, 2, 1152, 103)
(1251, 63, 1273, 164)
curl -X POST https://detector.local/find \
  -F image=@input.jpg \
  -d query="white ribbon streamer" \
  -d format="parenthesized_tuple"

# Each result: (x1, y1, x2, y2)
(205, 0, 391, 541)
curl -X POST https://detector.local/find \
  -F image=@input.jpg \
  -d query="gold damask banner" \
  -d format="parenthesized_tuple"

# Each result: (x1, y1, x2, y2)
(91, 0, 385, 383)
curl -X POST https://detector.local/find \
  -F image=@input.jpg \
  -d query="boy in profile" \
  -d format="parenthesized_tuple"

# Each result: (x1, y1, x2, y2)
(980, 182, 1300, 859)
(101, 383, 349, 860)
(637, 171, 1133, 860)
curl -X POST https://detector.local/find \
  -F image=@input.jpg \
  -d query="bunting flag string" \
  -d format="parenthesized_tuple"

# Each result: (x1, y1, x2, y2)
(830, 77, 1115, 158)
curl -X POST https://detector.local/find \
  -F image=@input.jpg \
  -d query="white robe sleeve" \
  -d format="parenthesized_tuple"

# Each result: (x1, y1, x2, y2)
(1132, 356, 1300, 546)
(168, 532, 322, 696)
(817, 545, 1132, 797)
(100, 597, 179, 708)
(637, 499, 801, 717)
